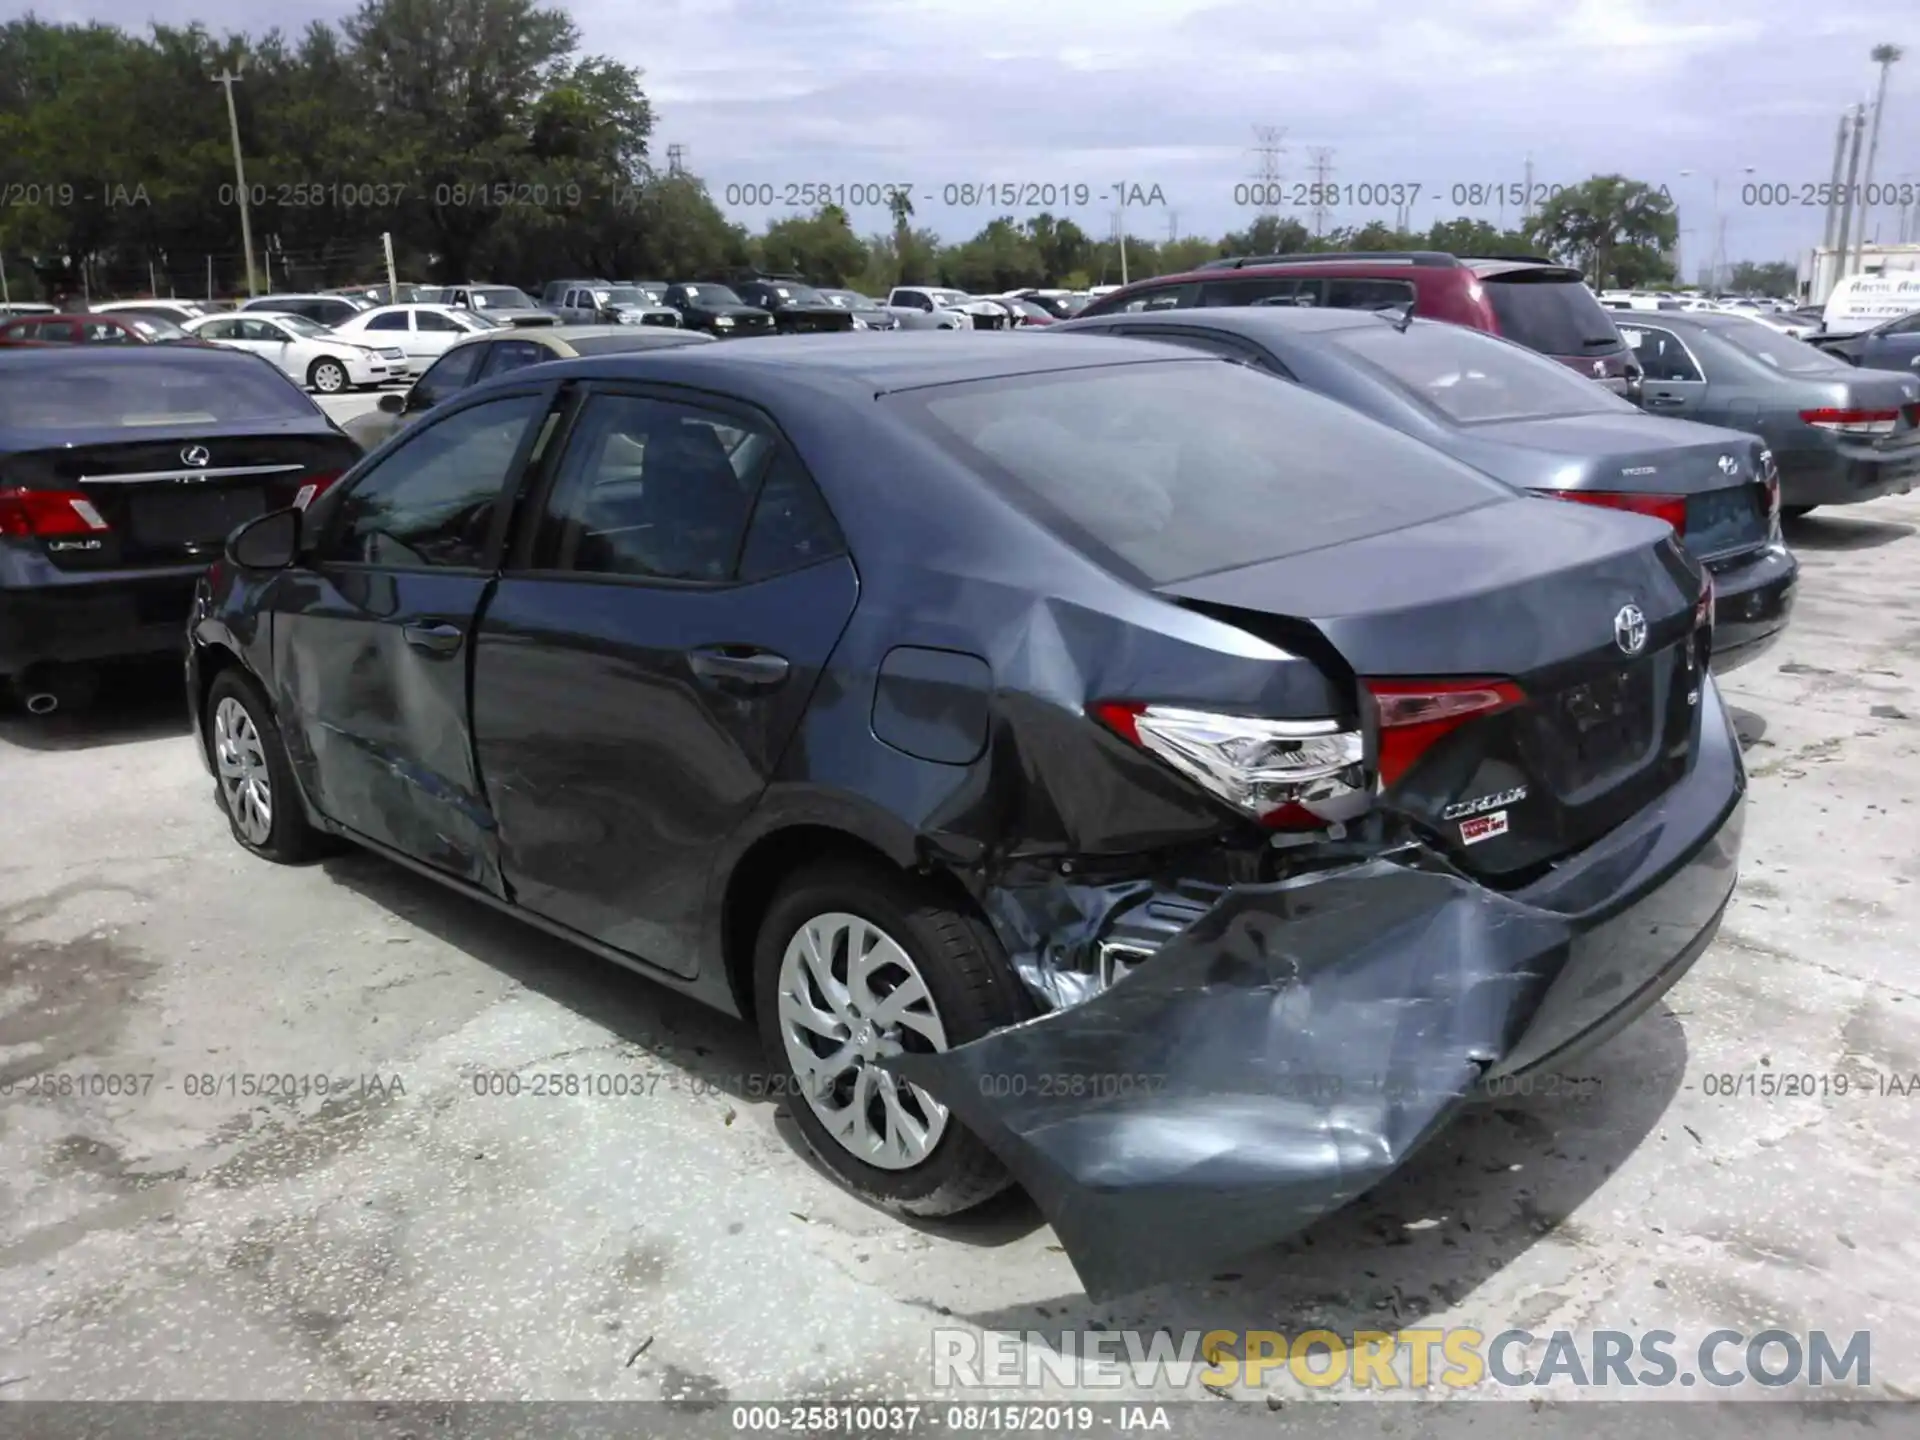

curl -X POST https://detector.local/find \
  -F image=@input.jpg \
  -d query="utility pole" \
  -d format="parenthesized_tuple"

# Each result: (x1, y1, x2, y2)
(1249, 125, 1287, 223)
(214, 66, 259, 297)
(666, 143, 687, 176)
(1823, 111, 1850, 249)
(1166, 210, 1178, 244)
(383, 231, 399, 303)
(1307, 147, 1334, 237)
(1857, 44, 1904, 279)
(1, 252, 9, 307)
(1835, 102, 1868, 293)
(1520, 154, 1535, 229)
(1113, 209, 1129, 285)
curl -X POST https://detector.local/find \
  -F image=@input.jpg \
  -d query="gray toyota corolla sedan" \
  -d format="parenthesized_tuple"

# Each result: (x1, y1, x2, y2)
(1050, 306, 1796, 674)
(186, 334, 1743, 1298)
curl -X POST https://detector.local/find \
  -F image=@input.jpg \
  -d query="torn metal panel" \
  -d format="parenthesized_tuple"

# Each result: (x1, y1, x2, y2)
(889, 685, 1744, 1300)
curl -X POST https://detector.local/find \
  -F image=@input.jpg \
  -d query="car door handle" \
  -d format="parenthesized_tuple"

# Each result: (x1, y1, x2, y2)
(1644, 394, 1686, 407)
(687, 645, 790, 690)
(402, 621, 465, 655)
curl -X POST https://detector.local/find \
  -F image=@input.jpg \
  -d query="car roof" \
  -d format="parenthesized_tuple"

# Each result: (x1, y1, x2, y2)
(1063, 305, 1384, 337)
(0, 340, 257, 370)
(519, 331, 1210, 396)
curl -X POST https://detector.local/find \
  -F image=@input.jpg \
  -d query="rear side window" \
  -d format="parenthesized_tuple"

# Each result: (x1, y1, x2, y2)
(1196, 277, 1296, 306)
(1483, 274, 1623, 356)
(1325, 278, 1416, 311)
(905, 359, 1512, 585)
(0, 355, 319, 428)
(1116, 284, 1198, 311)
(1334, 322, 1632, 425)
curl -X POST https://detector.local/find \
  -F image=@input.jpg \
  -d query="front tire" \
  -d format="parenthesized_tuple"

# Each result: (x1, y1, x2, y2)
(308, 358, 349, 394)
(206, 669, 328, 863)
(754, 860, 1030, 1216)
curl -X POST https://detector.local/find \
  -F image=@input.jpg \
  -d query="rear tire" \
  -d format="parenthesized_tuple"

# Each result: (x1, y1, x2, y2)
(1782, 505, 1818, 519)
(206, 669, 328, 864)
(754, 860, 1030, 1217)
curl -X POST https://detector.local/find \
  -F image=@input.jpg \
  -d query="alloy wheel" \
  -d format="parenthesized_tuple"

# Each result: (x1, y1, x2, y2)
(212, 695, 273, 846)
(776, 911, 952, 1170)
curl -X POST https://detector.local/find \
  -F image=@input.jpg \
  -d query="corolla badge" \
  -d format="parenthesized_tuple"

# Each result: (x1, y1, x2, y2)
(1615, 603, 1648, 656)
(180, 444, 210, 467)
(1717, 454, 1740, 475)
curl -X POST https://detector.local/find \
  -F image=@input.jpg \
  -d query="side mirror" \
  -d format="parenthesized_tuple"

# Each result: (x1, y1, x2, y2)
(227, 506, 301, 571)
(378, 391, 407, 414)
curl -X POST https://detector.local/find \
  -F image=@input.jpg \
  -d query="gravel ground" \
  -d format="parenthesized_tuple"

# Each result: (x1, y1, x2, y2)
(1, 495, 1917, 1411)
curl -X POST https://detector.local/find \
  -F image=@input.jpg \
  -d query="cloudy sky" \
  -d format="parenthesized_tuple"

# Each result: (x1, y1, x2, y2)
(52, 0, 1920, 271)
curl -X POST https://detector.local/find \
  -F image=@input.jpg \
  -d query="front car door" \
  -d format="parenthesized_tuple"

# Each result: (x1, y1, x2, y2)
(269, 386, 558, 889)
(471, 385, 858, 975)
(1620, 322, 1708, 416)
(236, 317, 295, 374)
(1858, 311, 1920, 373)
(413, 308, 467, 362)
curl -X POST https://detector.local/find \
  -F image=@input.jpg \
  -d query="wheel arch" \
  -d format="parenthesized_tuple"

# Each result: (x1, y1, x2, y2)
(717, 819, 986, 1023)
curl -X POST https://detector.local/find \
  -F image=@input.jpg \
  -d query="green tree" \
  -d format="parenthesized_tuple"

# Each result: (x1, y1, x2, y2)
(757, 204, 868, 285)
(1727, 260, 1798, 297)
(1221, 213, 1310, 257)
(1523, 175, 1677, 289)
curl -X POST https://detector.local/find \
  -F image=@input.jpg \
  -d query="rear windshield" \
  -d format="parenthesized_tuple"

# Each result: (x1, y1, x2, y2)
(0, 355, 319, 428)
(1484, 274, 1623, 356)
(904, 359, 1512, 585)
(1334, 322, 1632, 425)
(1707, 319, 1854, 374)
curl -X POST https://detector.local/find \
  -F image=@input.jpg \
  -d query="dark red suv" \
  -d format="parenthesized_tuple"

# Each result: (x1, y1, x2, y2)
(1077, 251, 1637, 395)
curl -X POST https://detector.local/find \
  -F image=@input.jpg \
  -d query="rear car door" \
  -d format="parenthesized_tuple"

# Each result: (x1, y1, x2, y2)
(1621, 323, 1708, 416)
(270, 386, 558, 888)
(471, 385, 858, 975)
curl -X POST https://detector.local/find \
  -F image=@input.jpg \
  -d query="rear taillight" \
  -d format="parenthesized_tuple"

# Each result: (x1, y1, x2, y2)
(0, 486, 111, 538)
(1363, 679, 1526, 789)
(1090, 701, 1369, 831)
(1799, 407, 1899, 437)
(1533, 488, 1689, 532)
(292, 472, 341, 509)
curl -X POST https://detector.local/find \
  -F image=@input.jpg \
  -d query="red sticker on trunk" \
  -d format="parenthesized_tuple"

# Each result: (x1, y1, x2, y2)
(1459, 811, 1509, 846)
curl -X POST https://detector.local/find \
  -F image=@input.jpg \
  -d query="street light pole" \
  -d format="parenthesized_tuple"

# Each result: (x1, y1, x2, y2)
(213, 66, 259, 297)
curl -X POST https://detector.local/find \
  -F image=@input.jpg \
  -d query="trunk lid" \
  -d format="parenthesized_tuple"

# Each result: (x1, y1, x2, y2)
(3, 423, 359, 571)
(1466, 413, 1772, 559)
(1159, 496, 1706, 883)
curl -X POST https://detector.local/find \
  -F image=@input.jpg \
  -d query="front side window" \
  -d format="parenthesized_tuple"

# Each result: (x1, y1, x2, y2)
(325, 393, 544, 568)
(1325, 278, 1417, 311)
(414, 344, 487, 402)
(1197, 277, 1294, 307)
(531, 394, 791, 582)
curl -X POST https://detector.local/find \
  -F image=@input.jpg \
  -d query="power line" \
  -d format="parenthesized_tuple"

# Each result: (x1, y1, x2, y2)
(1307, 147, 1334, 236)
(1250, 125, 1287, 218)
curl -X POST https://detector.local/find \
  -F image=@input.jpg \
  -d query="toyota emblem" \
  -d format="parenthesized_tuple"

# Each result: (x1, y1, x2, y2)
(180, 445, 210, 467)
(1614, 604, 1648, 656)
(1717, 454, 1740, 476)
(1591, 360, 1607, 378)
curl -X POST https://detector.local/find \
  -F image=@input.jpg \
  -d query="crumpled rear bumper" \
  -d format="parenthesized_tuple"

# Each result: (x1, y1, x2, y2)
(889, 681, 1745, 1300)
